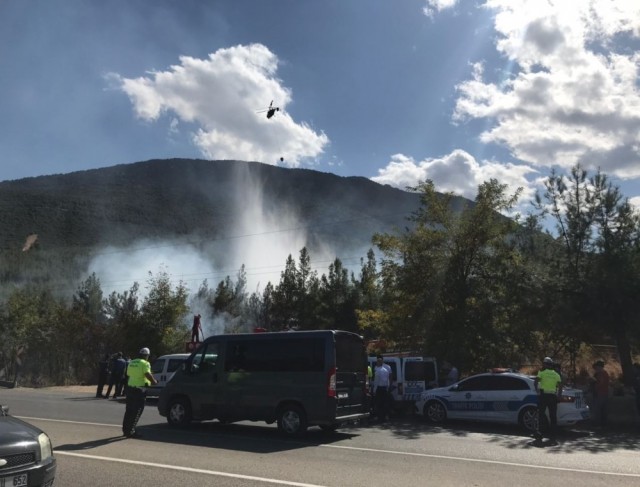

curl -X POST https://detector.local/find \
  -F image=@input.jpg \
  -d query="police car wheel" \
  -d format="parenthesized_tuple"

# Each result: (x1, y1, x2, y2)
(167, 398, 192, 427)
(424, 401, 446, 424)
(519, 406, 538, 432)
(277, 404, 307, 436)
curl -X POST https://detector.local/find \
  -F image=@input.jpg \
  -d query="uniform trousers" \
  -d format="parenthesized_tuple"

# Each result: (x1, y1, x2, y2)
(537, 393, 558, 439)
(122, 387, 146, 436)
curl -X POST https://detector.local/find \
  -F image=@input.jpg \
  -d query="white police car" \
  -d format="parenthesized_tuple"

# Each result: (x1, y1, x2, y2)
(415, 370, 589, 431)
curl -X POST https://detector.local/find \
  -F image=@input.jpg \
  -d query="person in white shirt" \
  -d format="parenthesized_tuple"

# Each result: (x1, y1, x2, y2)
(373, 355, 392, 421)
(443, 361, 459, 386)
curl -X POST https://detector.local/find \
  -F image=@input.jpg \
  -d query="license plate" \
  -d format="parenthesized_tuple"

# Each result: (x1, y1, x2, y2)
(0, 473, 27, 487)
(337, 392, 349, 399)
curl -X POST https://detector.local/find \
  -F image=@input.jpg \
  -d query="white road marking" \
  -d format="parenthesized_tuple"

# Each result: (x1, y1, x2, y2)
(20, 416, 640, 479)
(55, 451, 327, 487)
(321, 444, 640, 478)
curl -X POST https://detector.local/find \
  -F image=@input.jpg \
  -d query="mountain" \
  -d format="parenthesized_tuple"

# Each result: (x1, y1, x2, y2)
(0, 158, 427, 248)
(1, 159, 456, 292)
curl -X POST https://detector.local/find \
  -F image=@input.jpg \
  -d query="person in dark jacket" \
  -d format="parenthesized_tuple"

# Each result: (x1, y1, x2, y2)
(95, 354, 110, 398)
(106, 352, 127, 399)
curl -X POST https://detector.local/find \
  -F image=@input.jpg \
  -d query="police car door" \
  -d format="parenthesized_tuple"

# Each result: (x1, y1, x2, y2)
(446, 376, 490, 420)
(488, 375, 532, 424)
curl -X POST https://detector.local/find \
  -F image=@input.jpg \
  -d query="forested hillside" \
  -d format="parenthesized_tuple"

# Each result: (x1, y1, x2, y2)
(0, 159, 455, 290)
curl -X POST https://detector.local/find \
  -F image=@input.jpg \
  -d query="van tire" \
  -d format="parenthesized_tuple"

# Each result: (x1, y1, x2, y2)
(277, 404, 307, 436)
(424, 400, 447, 424)
(518, 406, 538, 432)
(167, 397, 192, 427)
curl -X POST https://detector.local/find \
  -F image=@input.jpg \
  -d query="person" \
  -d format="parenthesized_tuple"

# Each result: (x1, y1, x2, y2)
(443, 361, 459, 386)
(122, 347, 157, 438)
(105, 352, 127, 399)
(534, 357, 562, 442)
(633, 363, 640, 415)
(191, 314, 203, 343)
(95, 354, 110, 398)
(372, 355, 392, 422)
(590, 359, 610, 427)
(119, 355, 131, 397)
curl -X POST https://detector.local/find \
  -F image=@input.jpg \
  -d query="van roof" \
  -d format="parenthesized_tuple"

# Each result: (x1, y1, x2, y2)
(202, 329, 363, 343)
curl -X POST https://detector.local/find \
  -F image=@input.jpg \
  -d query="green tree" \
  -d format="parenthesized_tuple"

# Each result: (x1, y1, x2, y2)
(374, 179, 528, 371)
(140, 270, 189, 357)
(104, 282, 142, 356)
(318, 258, 358, 331)
(536, 165, 640, 384)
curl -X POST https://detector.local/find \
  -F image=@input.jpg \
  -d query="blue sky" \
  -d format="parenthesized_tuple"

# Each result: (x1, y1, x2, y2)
(2, 0, 639, 207)
(2, 0, 640, 295)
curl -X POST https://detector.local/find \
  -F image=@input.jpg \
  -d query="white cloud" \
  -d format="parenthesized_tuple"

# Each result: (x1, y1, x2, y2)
(423, 0, 459, 18)
(110, 44, 329, 167)
(452, 0, 640, 179)
(371, 150, 537, 203)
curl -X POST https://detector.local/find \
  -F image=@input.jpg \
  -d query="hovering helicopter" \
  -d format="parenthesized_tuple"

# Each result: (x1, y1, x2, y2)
(256, 100, 280, 119)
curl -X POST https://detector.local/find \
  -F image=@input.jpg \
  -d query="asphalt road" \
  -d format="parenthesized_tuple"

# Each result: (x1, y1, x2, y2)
(2, 387, 640, 486)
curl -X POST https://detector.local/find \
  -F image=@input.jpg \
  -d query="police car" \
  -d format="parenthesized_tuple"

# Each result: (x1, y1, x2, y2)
(415, 370, 589, 432)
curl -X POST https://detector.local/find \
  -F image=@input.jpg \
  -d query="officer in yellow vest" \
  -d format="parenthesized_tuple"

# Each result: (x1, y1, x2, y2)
(534, 356, 562, 442)
(122, 347, 158, 438)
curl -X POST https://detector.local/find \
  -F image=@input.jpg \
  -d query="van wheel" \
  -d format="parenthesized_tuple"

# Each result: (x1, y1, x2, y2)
(167, 398, 192, 427)
(277, 405, 307, 436)
(424, 401, 447, 424)
(519, 406, 538, 432)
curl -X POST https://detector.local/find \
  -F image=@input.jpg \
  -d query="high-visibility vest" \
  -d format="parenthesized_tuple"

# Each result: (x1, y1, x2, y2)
(537, 368, 561, 393)
(127, 358, 151, 387)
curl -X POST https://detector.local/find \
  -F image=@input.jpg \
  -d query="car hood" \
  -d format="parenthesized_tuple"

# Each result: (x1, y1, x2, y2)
(0, 415, 40, 453)
(421, 386, 452, 397)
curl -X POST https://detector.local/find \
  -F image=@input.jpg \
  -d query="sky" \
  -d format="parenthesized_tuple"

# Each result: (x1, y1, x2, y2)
(2, 0, 640, 299)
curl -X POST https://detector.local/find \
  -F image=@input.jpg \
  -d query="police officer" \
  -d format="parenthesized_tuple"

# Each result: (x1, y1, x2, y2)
(372, 355, 392, 422)
(534, 357, 562, 442)
(122, 347, 157, 438)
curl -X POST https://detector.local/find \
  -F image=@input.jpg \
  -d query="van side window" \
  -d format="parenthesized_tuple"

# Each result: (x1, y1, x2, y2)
(224, 338, 325, 372)
(405, 361, 437, 383)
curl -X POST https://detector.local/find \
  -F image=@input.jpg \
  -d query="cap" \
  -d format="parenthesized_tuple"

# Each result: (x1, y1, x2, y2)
(139, 347, 150, 356)
(594, 359, 605, 367)
(543, 357, 553, 364)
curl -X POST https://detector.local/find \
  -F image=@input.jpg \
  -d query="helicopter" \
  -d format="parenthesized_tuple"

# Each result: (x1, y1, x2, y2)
(256, 100, 280, 119)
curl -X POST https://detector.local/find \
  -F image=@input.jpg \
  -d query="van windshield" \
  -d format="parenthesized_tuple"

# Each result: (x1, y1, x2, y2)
(335, 333, 366, 373)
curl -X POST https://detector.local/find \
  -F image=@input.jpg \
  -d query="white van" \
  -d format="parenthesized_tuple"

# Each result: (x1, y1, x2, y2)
(147, 354, 191, 398)
(368, 354, 438, 412)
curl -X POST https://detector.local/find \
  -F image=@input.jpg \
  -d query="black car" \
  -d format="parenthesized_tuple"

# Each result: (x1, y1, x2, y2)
(0, 405, 56, 487)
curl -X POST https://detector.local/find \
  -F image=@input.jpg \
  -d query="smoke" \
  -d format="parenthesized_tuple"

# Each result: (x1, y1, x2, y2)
(84, 163, 359, 336)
